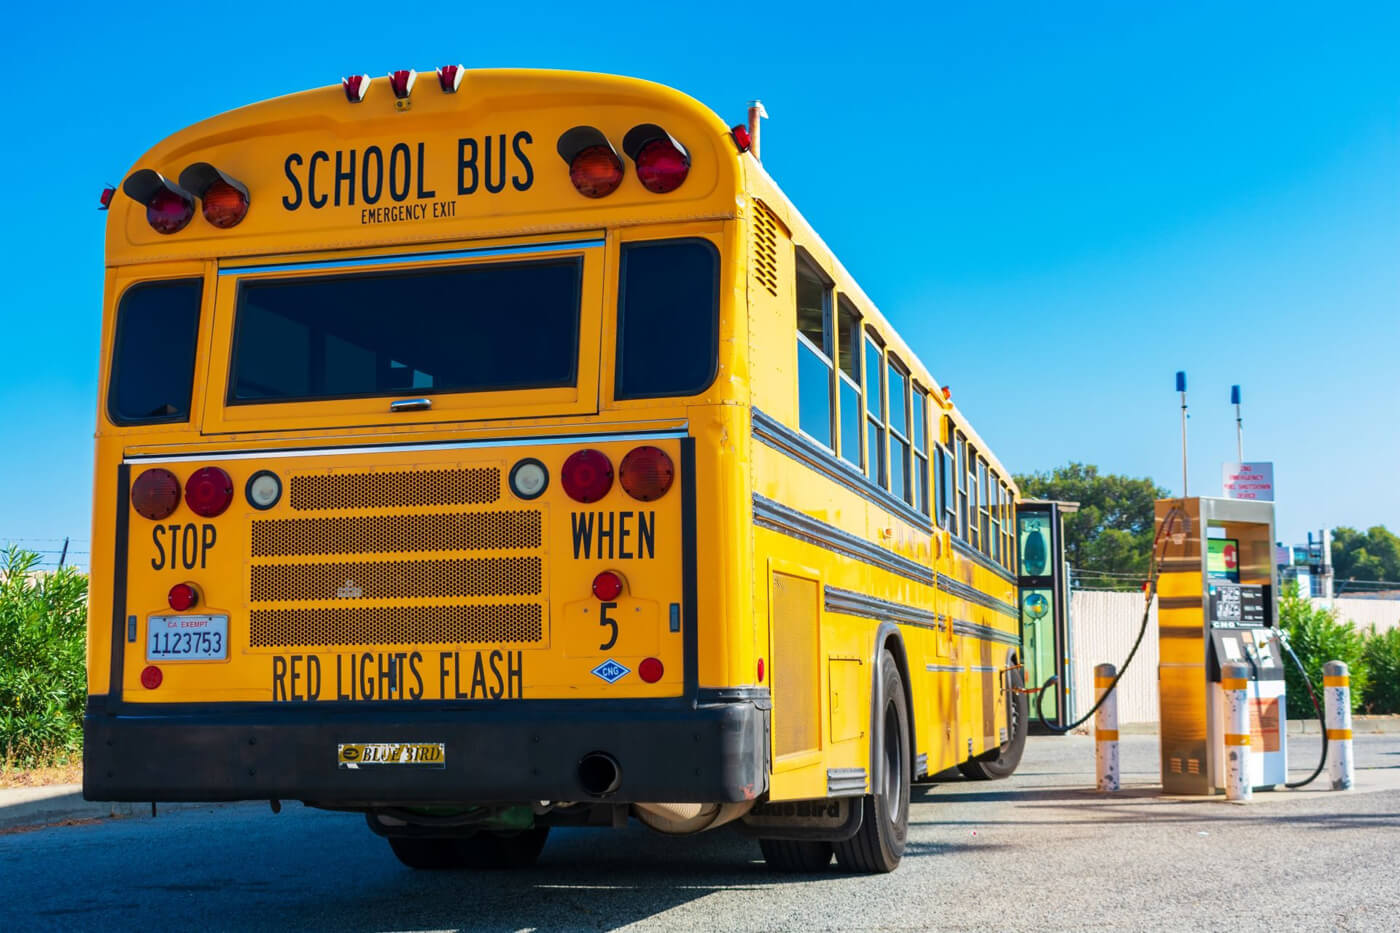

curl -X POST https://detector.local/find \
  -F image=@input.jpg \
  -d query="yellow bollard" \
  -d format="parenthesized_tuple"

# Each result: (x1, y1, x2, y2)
(1095, 663, 1119, 792)
(1222, 662, 1251, 802)
(1324, 661, 1354, 791)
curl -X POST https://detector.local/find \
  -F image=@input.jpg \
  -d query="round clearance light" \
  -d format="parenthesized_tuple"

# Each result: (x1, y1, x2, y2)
(140, 665, 164, 690)
(570, 145, 624, 198)
(168, 583, 199, 612)
(131, 468, 181, 520)
(619, 446, 675, 501)
(185, 466, 234, 518)
(509, 458, 549, 500)
(639, 657, 664, 683)
(592, 570, 624, 602)
(622, 124, 690, 194)
(245, 470, 282, 510)
(561, 449, 614, 503)
(201, 179, 249, 228)
(147, 187, 195, 234)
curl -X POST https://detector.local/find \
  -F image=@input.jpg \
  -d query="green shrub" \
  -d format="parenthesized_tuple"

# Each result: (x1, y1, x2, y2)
(1361, 627, 1400, 714)
(0, 547, 89, 768)
(1277, 585, 1368, 719)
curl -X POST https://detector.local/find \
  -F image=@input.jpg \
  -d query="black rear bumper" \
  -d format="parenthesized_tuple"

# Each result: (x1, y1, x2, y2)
(83, 691, 769, 805)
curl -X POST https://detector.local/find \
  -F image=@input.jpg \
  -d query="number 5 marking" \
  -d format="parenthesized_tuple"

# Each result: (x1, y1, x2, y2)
(599, 601, 619, 651)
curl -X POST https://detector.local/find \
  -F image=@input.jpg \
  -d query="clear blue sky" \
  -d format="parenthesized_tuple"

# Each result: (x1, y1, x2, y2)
(3, 1, 1397, 570)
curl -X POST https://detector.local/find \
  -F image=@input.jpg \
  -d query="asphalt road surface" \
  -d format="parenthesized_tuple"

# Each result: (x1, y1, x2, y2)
(3, 733, 1397, 932)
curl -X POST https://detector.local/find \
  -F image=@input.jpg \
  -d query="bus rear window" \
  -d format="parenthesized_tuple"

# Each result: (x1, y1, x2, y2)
(108, 278, 203, 425)
(228, 258, 581, 404)
(615, 239, 719, 400)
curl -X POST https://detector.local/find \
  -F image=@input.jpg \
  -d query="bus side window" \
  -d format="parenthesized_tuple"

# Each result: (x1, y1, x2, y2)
(865, 334, 886, 487)
(616, 239, 720, 399)
(966, 443, 980, 550)
(956, 431, 969, 542)
(913, 387, 930, 516)
(794, 254, 834, 449)
(978, 458, 991, 555)
(989, 468, 1002, 564)
(835, 298, 863, 470)
(887, 357, 911, 504)
(938, 443, 956, 533)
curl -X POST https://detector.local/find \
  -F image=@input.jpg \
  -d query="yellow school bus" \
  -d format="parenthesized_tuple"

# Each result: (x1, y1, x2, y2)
(85, 68, 1025, 873)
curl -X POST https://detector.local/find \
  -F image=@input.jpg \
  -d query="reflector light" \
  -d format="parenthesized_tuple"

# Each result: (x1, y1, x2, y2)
(185, 466, 234, 518)
(509, 458, 549, 500)
(178, 163, 250, 229)
(389, 69, 417, 99)
(342, 74, 371, 102)
(246, 470, 282, 510)
(141, 665, 163, 690)
(437, 64, 464, 92)
(131, 468, 181, 520)
(557, 126, 624, 198)
(122, 170, 195, 234)
(730, 124, 751, 152)
(99, 186, 116, 210)
(619, 446, 675, 501)
(639, 657, 664, 683)
(592, 571, 624, 602)
(168, 583, 198, 612)
(623, 124, 691, 194)
(561, 449, 614, 503)
(757, 658, 765, 682)
(942, 386, 952, 400)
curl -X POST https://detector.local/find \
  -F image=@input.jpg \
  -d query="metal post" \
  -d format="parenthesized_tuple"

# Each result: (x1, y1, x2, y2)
(1222, 662, 1251, 802)
(1094, 663, 1119, 792)
(1231, 384, 1243, 461)
(1176, 371, 1189, 496)
(1324, 661, 1354, 790)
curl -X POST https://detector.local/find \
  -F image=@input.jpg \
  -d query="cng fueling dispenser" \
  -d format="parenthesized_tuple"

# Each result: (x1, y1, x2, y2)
(1156, 497, 1287, 794)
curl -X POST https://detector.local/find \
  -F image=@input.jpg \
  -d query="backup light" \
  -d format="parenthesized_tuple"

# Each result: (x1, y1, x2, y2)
(557, 126, 624, 199)
(246, 470, 282, 510)
(437, 64, 464, 92)
(122, 170, 195, 234)
(342, 74, 371, 102)
(178, 162, 250, 229)
(389, 69, 417, 99)
(622, 124, 690, 194)
(509, 458, 549, 500)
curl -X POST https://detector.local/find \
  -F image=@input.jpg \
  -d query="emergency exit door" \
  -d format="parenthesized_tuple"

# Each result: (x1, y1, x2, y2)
(1017, 501, 1074, 731)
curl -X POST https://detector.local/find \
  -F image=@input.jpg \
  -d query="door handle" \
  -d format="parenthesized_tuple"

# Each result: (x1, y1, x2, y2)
(389, 398, 432, 412)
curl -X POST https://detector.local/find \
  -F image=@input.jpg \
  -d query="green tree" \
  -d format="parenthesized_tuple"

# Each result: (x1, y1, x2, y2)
(1276, 584, 1368, 719)
(1361, 628, 1400, 714)
(0, 547, 89, 768)
(1331, 525, 1400, 586)
(1013, 463, 1169, 579)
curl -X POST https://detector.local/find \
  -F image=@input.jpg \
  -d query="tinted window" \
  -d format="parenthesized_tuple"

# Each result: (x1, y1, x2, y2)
(230, 259, 581, 403)
(616, 240, 720, 399)
(108, 278, 203, 425)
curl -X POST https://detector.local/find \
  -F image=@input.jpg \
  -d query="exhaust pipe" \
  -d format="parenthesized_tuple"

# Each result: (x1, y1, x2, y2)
(577, 752, 622, 797)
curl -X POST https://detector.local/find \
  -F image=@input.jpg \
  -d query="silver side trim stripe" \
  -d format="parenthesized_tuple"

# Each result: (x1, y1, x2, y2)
(124, 427, 689, 465)
(752, 495, 935, 586)
(824, 586, 940, 630)
(218, 238, 605, 277)
(926, 664, 963, 674)
(826, 767, 868, 797)
(952, 619, 1021, 648)
(938, 573, 1018, 618)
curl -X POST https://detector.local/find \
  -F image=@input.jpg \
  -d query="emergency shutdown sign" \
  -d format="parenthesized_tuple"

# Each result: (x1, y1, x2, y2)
(1222, 462, 1274, 501)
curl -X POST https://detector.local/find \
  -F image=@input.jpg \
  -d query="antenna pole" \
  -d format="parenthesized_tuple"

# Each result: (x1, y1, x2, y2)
(1232, 384, 1244, 461)
(1176, 371, 1189, 496)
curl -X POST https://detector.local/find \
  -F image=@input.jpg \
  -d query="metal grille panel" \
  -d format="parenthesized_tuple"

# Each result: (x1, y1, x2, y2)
(251, 556, 541, 602)
(289, 467, 499, 511)
(251, 510, 541, 558)
(752, 201, 780, 297)
(250, 603, 543, 649)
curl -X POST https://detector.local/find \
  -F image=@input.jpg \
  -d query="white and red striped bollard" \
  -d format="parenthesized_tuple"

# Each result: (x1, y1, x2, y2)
(1095, 663, 1119, 792)
(1222, 662, 1251, 802)
(1324, 660, 1354, 791)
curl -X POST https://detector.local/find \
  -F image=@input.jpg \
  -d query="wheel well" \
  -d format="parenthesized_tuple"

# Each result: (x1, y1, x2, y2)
(870, 624, 918, 785)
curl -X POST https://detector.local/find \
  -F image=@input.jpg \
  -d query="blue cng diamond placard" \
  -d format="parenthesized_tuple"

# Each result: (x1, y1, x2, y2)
(591, 659, 630, 684)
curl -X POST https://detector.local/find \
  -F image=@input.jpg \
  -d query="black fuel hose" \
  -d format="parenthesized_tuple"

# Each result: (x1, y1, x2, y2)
(1280, 633, 1328, 789)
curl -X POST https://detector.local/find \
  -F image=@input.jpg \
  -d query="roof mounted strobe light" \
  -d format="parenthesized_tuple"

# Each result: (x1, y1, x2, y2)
(177, 163, 250, 229)
(437, 64, 464, 92)
(556, 126, 624, 199)
(121, 170, 195, 234)
(389, 69, 416, 99)
(342, 74, 370, 102)
(622, 124, 690, 194)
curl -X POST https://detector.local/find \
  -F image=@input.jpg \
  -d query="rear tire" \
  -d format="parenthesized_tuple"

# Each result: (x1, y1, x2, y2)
(387, 836, 467, 870)
(958, 663, 1029, 780)
(833, 649, 910, 874)
(459, 827, 550, 869)
(758, 838, 833, 872)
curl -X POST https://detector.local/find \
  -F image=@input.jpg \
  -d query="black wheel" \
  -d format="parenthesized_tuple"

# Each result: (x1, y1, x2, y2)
(833, 649, 910, 874)
(758, 838, 833, 872)
(387, 836, 467, 870)
(958, 663, 1029, 780)
(458, 827, 550, 869)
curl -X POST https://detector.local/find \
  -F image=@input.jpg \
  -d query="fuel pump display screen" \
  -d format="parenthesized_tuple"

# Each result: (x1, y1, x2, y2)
(1209, 583, 1266, 626)
(1207, 538, 1240, 583)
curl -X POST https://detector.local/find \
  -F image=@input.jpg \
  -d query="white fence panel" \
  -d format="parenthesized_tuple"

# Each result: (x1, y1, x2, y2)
(1311, 597, 1400, 634)
(1068, 591, 1159, 725)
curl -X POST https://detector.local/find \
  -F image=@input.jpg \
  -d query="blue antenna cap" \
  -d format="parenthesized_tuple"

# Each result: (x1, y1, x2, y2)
(1175, 371, 1186, 392)
(1231, 385, 1241, 404)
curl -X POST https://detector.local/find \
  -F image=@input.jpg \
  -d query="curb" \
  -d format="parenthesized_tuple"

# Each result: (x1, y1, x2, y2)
(1057, 716, 1400, 737)
(0, 785, 138, 832)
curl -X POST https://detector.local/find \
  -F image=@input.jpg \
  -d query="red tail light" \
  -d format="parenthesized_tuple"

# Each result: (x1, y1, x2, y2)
(619, 446, 674, 502)
(438, 64, 464, 92)
(557, 126, 624, 198)
(168, 583, 199, 612)
(185, 466, 234, 518)
(592, 571, 624, 601)
(141, 665, 163, 690)
(178, 163, 250, 229)
(561, 449, 614, 503)
(639, 658, 664, 683)
(623, 124, 690, 194)
(99, 186, 116, 210)
(122, 170, 195, 235)
(343, 74, 371, 102)
(131, 468, 181, 520)
(389, 69, 416, 99)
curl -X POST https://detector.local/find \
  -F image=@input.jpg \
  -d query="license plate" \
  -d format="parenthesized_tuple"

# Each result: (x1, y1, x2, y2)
(147, 615, 229, 660)
(338, 743, 446, 769)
